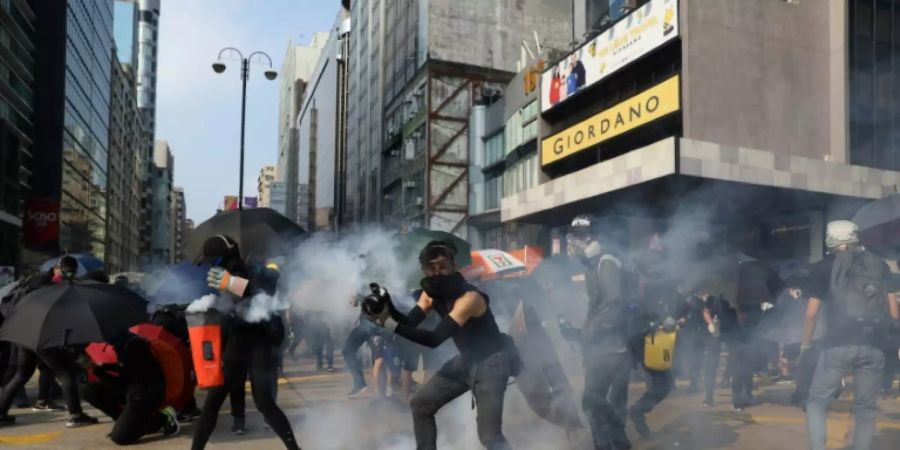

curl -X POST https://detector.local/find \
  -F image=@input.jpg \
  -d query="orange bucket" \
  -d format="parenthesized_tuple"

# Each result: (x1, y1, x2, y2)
(187, 311, 225, 388)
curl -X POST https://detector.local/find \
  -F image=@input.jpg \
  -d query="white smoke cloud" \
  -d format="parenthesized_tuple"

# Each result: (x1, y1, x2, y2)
(241, 293, 290, 323)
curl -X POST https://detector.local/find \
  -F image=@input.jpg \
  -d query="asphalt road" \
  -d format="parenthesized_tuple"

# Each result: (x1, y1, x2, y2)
(0, 355, 897, 449)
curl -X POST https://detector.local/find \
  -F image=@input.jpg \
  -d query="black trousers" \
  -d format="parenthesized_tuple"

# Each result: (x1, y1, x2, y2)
(342, 321, 371, 389)
(191, 330, 299, 450)
(700, 335, 722, 402)
(229, 370, 247, 419)
(0, 346, 82, 415)
(679, 329, 703, 383)
(81, 380, 166, 445)
(583, 349, 631, 450)
(411, 352, 510, 450)
(310, 330, 334, 370)
(632, 368, 674, 414)
(731, 339, 756, 407)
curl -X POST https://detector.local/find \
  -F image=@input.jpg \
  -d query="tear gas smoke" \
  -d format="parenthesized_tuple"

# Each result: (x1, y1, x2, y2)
(242, 293, 289, 323)
(280, 228, 419, 327)
(185, 294, 231, 314)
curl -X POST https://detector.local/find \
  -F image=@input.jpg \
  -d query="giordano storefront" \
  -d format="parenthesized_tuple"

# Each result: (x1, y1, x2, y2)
(501, 0, 900, 264)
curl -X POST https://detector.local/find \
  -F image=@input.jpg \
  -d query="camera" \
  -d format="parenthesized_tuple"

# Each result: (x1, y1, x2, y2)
(362, 283, 388, 315)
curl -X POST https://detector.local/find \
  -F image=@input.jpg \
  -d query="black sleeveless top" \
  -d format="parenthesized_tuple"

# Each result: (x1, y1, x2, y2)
(431, 282, 504, 363)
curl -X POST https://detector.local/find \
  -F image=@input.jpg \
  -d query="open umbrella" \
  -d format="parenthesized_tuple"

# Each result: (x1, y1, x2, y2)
(142, 263, 214, 305)
(462, 249, 527, 280)
(185, 208, 305, 262)
(40, 253, 104, 278)
(0, 281, 148, 351)
(508, 301, 583, 430)
(853, 193, 900, 258)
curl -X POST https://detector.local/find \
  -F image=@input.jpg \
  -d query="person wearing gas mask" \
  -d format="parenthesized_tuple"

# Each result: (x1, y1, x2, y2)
(189, 235, 301, 450)
(567, 215, 631, 450)
(363, 240, 520, 450)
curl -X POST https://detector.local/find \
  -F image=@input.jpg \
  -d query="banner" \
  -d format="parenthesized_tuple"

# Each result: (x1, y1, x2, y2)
(243, 197, 258, 209)
(23, 198, 60, 245)
(541, 75, 680, 166)
(541, 0, 679, 113)
(223, 196, 238, 211)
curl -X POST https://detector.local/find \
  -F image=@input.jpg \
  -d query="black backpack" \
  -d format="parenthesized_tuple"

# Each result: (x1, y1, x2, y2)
(829, 251, 889, 338)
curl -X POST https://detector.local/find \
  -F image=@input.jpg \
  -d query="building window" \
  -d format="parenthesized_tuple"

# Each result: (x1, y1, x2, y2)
(484, 132, 504, 167)
(484, 175, 501, 211)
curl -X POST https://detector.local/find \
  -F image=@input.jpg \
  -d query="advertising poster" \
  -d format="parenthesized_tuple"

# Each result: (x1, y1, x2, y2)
(541, 0, 679, 113)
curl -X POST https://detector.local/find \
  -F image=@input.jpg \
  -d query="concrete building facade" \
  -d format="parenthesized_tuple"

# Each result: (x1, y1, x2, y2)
(107, 50, 146, 273)
(277, 34, 329, 223)
(149, 140, 173, 267)
(258, 165, 276, 208)
(501, 0, 900, 265)
(345, 0, 573, 233)
(296, 11, 351, 232)
(171, 186, 185, 262)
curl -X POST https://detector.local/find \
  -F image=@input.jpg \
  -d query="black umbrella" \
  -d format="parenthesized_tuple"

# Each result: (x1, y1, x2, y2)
(185, 208, 305, 262)
(0, 282, 148, 351)
(853, 193, 900, 258)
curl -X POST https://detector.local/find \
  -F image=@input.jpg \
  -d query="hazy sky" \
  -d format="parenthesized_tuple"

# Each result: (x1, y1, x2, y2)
(156, 0, 337, 223)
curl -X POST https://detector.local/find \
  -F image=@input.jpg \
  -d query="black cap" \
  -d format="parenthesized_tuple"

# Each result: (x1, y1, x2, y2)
(195, 235, 240, 266)
(58, 255, 78, 274)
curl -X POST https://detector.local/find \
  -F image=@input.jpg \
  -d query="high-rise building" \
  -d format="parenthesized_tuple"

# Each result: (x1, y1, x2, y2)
(269, 181, 288, 217)
(0, 0, 36, 276)
(345, 0, 573, 233)
(277, 33, 329, 224)
(258, 165, 276, 208)
(150, 140, 173, 266)
(107, 49, 146, 273)
(296, 11, 351, 232)
(114, 0, 161, 269)
(24, 0, 115, 269)
(171, 186, 185, 262)
(183, 217, 194, 258)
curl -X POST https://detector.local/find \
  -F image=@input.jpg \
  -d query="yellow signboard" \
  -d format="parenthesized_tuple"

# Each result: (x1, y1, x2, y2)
(541, 75, 680, 166)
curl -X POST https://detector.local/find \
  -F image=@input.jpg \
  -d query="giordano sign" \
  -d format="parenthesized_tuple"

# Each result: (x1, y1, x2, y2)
(541, 75, 680, 166)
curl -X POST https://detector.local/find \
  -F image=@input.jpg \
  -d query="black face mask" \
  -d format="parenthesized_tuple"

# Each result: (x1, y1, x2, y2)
(420, 272, 466, 301)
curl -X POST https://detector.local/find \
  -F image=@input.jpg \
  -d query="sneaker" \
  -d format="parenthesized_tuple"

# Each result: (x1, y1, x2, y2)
(0, 415, 15, 427)
(703, 398, 715, 407)
(231, 416, 246, 435)
(32, 400, 66, 412)
(327, 367, 336, 373)
(732, 404, 745, 412)
(66, 413, 98, 428)
(161, 407, 180, 437)
(177, 407, 202, 423)
(347, 385, 368, 398)
(629, 407, 651, 438)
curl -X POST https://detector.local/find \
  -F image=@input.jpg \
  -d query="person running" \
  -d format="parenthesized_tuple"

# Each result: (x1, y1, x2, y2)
(78, 332, 180, 445)
(0, 256, 98, 428)
(803, 220, 899, 450)
(567, 215, 631, 450)
(190, 235, 301, 450)
(364, 240, 519, 450)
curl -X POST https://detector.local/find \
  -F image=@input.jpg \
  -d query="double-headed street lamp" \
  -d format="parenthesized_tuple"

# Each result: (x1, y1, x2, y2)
(212, 48, 277, 210)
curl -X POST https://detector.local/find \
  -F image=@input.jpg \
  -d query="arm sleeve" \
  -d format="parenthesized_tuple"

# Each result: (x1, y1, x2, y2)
(394, 315, 459, 348)
(244, 268, 280, 298)
(390, 304, 427, 327)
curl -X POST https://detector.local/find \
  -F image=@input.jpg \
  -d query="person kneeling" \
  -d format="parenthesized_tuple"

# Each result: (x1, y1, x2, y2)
(78, 333, 179, 445)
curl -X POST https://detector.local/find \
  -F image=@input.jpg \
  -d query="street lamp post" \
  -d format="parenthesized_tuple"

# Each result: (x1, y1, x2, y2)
(212, 48, 277, 210)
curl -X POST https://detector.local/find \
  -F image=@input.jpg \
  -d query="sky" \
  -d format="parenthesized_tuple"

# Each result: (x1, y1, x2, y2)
(155, 0, 337, 223)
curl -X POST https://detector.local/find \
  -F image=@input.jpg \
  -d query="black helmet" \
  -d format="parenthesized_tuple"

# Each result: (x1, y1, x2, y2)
(196, 235, 240, 266)
(569, 214, 594, 237)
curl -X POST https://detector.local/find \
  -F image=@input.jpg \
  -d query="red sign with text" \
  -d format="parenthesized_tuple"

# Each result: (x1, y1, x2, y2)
(24, 199, 60, 245)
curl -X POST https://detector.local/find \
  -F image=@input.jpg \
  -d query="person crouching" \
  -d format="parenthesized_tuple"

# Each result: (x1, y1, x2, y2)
(77, 332, 179, 445)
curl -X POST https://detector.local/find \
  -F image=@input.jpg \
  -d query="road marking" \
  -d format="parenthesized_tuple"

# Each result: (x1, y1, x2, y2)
(0, 431, 61, 445)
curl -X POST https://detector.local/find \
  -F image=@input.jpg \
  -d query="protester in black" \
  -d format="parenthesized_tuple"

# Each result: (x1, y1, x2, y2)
(190, 236, 300, 450)
(803, 220, 899, 450)
(365, 240, 519, 450)
(79, 333, 179, 445)
(0, 257, 98, 428)
(567, 215, 631, 450)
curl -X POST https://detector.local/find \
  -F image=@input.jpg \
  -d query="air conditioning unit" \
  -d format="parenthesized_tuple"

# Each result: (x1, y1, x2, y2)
(404, 140, 416, 160)
(403, 180, 416, 189)
(411, 131, 422, 140)
(415, 197, 424, 206)
(389, 149, 400, 157)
